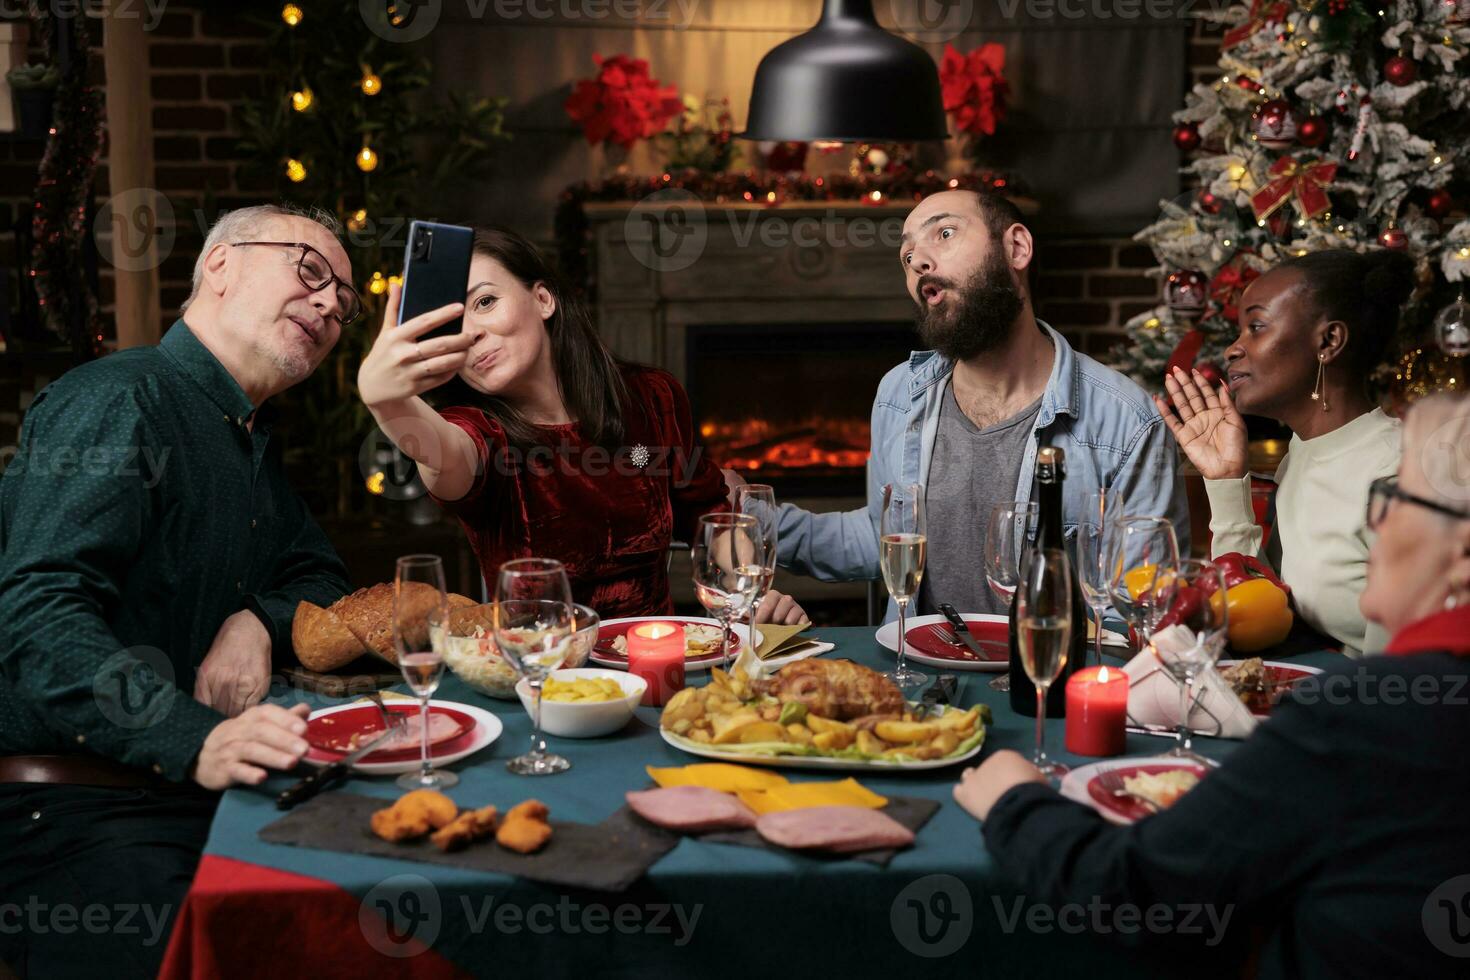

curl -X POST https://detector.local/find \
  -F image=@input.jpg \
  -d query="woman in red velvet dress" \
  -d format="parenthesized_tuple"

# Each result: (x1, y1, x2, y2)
(357, 226, 805, 623)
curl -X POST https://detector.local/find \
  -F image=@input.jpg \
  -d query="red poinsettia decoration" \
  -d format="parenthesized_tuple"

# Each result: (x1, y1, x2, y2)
(564, 54, 683, 149)
(939, 43, 1010, 138)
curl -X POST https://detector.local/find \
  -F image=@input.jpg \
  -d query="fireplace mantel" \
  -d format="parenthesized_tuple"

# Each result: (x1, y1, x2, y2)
(583, 200, 919, 381)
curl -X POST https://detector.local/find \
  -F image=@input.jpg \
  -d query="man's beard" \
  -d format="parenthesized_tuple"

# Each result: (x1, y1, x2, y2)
(913, 252, 1023, 361)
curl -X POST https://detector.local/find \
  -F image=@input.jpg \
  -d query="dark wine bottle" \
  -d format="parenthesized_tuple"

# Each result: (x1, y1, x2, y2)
(1008, 445, 1088, 717)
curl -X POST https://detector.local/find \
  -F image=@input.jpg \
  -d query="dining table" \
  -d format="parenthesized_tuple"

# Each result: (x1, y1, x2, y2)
(158, 626, 1346, 980)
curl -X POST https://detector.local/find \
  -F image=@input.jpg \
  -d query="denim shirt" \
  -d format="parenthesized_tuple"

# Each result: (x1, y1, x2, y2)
(776, 321, 1189, 622)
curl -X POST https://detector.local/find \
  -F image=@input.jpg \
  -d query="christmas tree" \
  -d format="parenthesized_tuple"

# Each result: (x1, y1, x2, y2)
(1114, 0, 1470, 403)
(236, 1, 508, 514)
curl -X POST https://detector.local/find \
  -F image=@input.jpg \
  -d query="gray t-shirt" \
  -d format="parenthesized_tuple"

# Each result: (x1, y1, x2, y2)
(918, 382, 1042, 616)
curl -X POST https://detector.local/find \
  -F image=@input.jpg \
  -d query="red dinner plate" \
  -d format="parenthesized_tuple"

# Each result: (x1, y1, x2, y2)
(1223, 661, 1319, 717)
(1086, 762, 1208, 823)
(591, 619, 737, 668)
(306, 704, 476, 763)
(904, 619, 1009, 662)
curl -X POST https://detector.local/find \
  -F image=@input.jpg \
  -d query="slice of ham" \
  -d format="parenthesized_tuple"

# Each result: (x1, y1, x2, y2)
(625, 786, 758, 832)
(755, 805, 914, 853)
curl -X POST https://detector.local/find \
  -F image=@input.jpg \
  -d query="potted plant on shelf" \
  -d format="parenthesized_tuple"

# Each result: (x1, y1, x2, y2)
(6, 63, 59, 138)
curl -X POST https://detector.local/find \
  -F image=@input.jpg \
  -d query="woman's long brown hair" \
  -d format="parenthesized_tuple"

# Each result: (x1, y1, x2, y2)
(435, 227, 629, 449)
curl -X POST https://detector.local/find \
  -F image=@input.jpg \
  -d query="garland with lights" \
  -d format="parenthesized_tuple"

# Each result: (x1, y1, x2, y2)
(1116, 0, 1470, 405)
(28, 4, 104, 355)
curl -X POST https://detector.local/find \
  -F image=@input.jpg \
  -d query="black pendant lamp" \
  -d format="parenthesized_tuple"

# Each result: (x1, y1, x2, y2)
(742, 0, 948, 143)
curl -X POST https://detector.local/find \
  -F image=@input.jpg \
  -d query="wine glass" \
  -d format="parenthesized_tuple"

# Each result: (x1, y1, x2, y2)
(1108, 516, 1181, 650)
(736, 484, 780, 647)
(691, 513, 766, 674)
(393, 554, 456, 790)
(1076, 521, 1119, 667)
(879, 483, 927, 690)
(494, 558, 575, 776)
(1150, 558, 1229, 765)
(1016, 546, 1074, 779)
(984, 501, 1037, 692)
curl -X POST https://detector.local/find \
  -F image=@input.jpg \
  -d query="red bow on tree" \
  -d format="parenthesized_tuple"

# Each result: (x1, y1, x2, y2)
(1209, 251, 1261, 323)
(1250, 157, 1337, 235)
(564, 54, 683, 149)
(939, 43, 1010, 137)
(1223, 0, 1289, 50)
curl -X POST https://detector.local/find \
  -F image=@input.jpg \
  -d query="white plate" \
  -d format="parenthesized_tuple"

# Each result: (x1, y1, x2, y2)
(303, 699, 503, 776)
(875, 613, 1129, 673)
(589, 615, 753, 672)
(659, 705, 986, 771)
(1059, 756, 1207, 826)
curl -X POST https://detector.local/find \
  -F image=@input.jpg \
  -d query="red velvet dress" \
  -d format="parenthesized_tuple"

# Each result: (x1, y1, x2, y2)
(430, 366, 728, 618)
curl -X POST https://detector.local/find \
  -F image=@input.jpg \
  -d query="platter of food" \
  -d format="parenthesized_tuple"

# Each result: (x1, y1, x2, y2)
(1218, 658, 1322, 716)
(658, 659, 988, 770)
(303, 699, 503, 775)
(590, 616, 752, 671)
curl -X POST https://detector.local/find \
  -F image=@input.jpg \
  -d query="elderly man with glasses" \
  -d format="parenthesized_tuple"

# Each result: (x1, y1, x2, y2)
(0, 204, 356, 977)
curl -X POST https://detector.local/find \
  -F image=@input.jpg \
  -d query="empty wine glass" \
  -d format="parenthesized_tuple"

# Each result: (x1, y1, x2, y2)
(1151, 558, 1229, 765)
(1109, 515, 1181, 650)
(495, 558, 575, 776)
(393, 554, 455, 790)
(1016, 546, 1074, 779)
(879, 483, 927, 690)
(984, 501, 1037, 692)
(691, 513, 766, 673)
(1076, 521, 1119, 667)
(736, 484, 780, 645)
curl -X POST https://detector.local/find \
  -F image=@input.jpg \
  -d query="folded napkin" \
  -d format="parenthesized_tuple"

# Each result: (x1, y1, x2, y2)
(732, 631, 831, 680)
(1123, 626, 1257, 739)
(754, 623, 810, 657)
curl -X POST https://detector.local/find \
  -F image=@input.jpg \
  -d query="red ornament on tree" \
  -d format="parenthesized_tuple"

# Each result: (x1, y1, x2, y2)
(1384, 56, 1417, 87)
(1173, 122, 1201, 152)
(1235, 75, 1262, 92)
(1427, 189, 1454, 219)
(1250, 99, 1297, 150)
(1164, 269, 1209, 318)
(1296, 114, 1329, 148)
(1378, 225, 1408, 249)
(1194, 363, 1224, 388)
(1198, 191, 1223, 215)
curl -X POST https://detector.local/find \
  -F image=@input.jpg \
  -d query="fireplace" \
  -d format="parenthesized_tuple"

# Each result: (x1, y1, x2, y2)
(687, 321, 919, 496)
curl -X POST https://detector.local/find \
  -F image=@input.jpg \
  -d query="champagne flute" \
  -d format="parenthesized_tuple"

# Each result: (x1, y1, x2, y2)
(1109, 516, 1180, 650)
(495, 558, 575, 776)
(393, 554, 456, 790)
(736, 484, 780, 650)
(1076, 521, 1119, 667)
(1017, 546, 1074, 778)
(880, 483, 927, 689)
(1151, 558, 1228, 765)
(984, 501, 1037, 692)
(691, 513, 766, 674)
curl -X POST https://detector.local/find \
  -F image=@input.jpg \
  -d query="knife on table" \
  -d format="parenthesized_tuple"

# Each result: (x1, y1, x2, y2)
(937, 603, 1003, 661)
(275, 713, 409, 810)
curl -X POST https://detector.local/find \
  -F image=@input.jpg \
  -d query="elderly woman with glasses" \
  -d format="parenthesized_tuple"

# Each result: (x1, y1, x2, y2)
(951, 393, 1470, 978)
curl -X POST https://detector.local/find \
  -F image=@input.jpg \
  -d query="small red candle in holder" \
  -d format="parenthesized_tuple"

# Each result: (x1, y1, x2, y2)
(626, 622, 685, 707)
(1065, 665, 1130, 757)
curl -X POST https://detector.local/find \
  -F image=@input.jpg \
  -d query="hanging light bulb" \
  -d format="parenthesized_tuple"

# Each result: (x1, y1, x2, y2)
(368, 271, 388, 295)
(360, 70, 383, 96)
(356, 144, 379, 172)
(290, 87, 313, 112)
(281, 4, 303, 26)
(284, 158, 307, 182)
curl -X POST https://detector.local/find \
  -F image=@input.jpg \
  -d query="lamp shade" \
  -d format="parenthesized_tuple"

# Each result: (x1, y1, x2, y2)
(741, 0, 948, 143)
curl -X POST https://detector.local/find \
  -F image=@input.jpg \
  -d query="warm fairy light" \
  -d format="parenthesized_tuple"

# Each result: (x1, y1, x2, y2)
(388, 274, 402, 287)
(948, 178, 959, 187)
(360, 71, 382, 96)
(366, 471, 386, 494)
(368, 271, 387, 295)
(284, 158, 307, 182)
(812, 140, 842, 150)
(1460, 247, 1470, 258)
(290, 87, 313, 112)
(281, 4, 302, 26)
(347, 208, 368, 231)
(1144, 317, 1161, 329)
(869, 190, 883, 202)
(766, 190, 777, 203)
(356, 145, 379, 172)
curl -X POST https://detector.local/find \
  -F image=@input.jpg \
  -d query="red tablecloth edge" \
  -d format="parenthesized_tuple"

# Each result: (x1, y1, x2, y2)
(159, 855, 467, 980)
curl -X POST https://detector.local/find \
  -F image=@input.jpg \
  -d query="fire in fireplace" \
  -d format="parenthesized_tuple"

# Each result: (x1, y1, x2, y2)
(687, 321, 920, 495)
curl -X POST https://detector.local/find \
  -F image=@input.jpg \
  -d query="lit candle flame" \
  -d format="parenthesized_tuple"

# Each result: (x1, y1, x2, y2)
(1098, 666, 1111, 683)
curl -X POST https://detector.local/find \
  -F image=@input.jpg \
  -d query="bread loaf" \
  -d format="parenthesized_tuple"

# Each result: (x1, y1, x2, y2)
(292, 583, 476, 670)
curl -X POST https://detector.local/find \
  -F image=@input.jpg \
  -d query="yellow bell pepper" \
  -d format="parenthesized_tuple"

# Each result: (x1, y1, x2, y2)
(1210, 578, 1293, 652)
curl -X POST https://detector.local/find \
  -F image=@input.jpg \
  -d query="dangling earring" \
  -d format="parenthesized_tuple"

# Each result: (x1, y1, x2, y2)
(1311, 354, 1329, 411)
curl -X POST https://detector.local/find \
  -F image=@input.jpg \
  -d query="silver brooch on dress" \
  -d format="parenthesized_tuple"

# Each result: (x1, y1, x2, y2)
(630, 444, 650, 468)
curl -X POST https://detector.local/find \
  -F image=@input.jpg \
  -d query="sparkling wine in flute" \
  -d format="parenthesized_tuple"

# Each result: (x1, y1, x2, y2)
(880, 533, 927, 601)
(1018, 616, 1071, 685)
(399, 652, 445, 696)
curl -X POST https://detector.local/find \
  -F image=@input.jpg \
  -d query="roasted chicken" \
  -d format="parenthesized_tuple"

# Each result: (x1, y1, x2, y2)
(751, 659, 904, 721)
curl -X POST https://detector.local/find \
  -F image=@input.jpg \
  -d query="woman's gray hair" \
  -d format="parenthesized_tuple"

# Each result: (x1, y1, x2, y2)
(179, 203, 343, 313)
(1405, 393, 1470, 513)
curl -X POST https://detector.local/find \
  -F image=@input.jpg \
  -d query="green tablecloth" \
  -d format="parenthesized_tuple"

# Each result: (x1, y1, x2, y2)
(203, 628, 1345, 977)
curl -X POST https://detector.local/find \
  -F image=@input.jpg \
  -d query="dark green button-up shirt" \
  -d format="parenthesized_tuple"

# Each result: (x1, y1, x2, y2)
(0, 321, 350, 781)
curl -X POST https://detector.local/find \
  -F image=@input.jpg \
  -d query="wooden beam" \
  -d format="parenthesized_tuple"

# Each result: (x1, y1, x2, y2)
(101, 2, 161, 348)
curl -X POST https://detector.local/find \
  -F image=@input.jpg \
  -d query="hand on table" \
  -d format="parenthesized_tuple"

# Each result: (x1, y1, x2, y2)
(195, 610, 273, 717)
(191, 703, 311, 790)
(755, 590, 807, 626)
(1154, 365, 1249, 481)
(953, 749, 1046, 822)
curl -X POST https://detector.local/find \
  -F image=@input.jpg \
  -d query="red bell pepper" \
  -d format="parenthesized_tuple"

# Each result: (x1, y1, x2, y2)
(1214, 552, 1291, 598)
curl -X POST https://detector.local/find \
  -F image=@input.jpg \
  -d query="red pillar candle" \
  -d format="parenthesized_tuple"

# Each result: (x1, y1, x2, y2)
(627, 622, 686, 707)
(1064, 665, 1130, 757)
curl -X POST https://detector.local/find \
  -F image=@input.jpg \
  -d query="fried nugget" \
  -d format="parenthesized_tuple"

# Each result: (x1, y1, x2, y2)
(399, 789, 459, 829)
(431, 805, 499, 853)
(371, 806, 432, 842)
(495, 799, 553, 854)
(369, 789, 459, 842)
